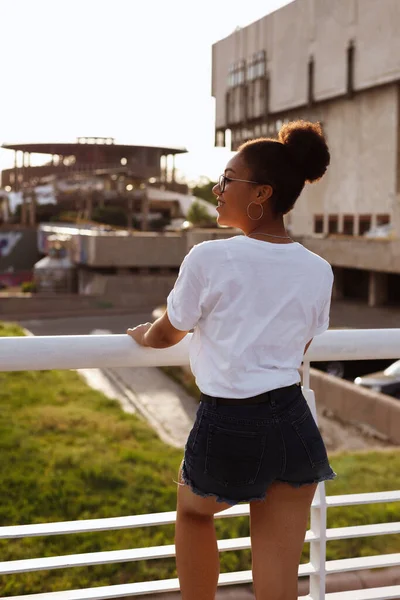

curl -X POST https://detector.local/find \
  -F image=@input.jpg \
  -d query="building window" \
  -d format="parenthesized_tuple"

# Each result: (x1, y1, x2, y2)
(328, 215, 338, 234)
(308, 56, 314, 106)
(228, 65, 235, 88)
(314, 215, 324, 234)
(377, 214, 390, 225)
(225, 91, 231, 124)
(240, 85, 247, 121)
(257, 79, 266, 118)
(359, 214, 371, 235)
(247, 81, 255, 120)
(347, 40, 355, 97)
(246, 51, 266, 82)
(226, 89, 237, 124)
(256, 50, 266, 77)
(343, 215, 354, 235)
(238, 60, 245, 85)
(228, 61, 245, 88)
(247, 57, 255, 82)
(215, 130, 225, 147)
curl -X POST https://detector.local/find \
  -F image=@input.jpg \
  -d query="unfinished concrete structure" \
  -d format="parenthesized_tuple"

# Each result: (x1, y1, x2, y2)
(212, 0, 400, 307)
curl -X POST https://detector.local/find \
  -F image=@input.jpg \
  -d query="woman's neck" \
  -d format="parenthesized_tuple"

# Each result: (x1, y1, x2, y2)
(244, 221, 293, 244)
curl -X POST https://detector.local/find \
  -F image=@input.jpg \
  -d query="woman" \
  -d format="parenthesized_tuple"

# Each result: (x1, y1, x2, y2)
(128, 120, 336, 600)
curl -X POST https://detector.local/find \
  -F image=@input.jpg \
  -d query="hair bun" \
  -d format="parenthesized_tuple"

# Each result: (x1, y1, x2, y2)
(278, 120, 330, 183)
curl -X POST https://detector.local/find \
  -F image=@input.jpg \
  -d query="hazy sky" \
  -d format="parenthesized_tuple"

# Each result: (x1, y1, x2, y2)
(0, 0, 292, 184)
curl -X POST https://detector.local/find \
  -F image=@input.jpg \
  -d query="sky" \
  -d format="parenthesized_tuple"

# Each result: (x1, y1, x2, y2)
(0, 0, 292, 185)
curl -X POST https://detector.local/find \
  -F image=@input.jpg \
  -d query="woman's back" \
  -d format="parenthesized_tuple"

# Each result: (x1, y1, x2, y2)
(167, 235, 333, 398)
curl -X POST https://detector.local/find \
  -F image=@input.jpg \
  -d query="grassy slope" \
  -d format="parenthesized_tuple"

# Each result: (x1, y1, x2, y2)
(0, 322, 399, 594)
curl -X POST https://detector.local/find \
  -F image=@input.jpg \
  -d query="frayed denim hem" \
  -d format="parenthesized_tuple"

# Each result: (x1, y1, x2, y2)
(180, 461, 269, 506)
(279, 470, 337, 489)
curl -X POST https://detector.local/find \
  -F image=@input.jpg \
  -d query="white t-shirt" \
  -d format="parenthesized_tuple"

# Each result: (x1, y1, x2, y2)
(167, 235, 333, 399)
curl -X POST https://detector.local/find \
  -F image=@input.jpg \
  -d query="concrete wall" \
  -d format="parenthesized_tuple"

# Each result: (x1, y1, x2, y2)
(78, 271, 177, 310)
(70, 229, 240, 268)
(185, 228, 242, 251)
(73, 233, 187, 268)
(290, 85, 399, 237)
(212, 0, 400, 121)
(309, 367, 400, 444)
(299, 236, 400, 274)
(0, 294, 105, 319)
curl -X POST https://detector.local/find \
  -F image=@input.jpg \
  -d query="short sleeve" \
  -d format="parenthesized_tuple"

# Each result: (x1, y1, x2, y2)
(167, 247, 204, 332)
(314, 267, 334, 336)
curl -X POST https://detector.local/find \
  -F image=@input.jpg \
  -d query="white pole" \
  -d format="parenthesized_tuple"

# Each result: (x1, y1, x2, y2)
(2, 328, 400, 373)
(309, 482, 327, 600)
(302, 366, 327, 600)
(0, 334, 191, 372)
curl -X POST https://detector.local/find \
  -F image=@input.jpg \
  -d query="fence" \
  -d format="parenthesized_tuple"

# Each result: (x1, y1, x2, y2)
(0, 329, 399, 600)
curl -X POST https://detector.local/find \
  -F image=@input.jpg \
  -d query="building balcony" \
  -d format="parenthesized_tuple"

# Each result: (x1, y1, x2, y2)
(298, 235, 400, 275)
(0, 330, 399, 599)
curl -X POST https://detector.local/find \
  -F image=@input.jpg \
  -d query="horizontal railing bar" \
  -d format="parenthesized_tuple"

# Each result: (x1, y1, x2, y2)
(322, 585, 400, 600)
(0, 334, 191, 372)
(0, 534, 321, 575)
(325, 490, 400, 507)
(0, 537, 247, 575)
(0, 506, 250, 540)
(2, 328, 400, 372)
(0, 565, 315, 600)
(0, 512, 178, 540)
(2, 490, 399, 539)
(326, 521, 400, 540)
(3, 521, 399, 576)
(326, 552, 400, 573)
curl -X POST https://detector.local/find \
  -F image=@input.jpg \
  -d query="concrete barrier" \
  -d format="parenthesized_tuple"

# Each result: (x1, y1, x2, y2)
(309, 367, 400, 445)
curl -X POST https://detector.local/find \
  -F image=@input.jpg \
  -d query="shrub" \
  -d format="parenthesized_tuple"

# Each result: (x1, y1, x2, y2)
(21, 281, 36, 293)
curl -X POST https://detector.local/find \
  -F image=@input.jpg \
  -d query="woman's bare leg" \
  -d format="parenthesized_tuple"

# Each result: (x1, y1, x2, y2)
(250, 481, 317, 600)
(175, 464, 231, 600)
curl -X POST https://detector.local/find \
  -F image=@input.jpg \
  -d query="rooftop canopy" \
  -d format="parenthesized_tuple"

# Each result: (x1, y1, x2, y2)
(1, 138, 187, 156)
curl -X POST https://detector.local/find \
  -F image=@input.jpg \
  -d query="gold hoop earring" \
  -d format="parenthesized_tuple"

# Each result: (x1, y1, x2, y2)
(247, 201, 263, 221)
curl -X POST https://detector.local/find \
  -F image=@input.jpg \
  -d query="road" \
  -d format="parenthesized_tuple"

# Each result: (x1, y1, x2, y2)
(21, 313, 153, 336)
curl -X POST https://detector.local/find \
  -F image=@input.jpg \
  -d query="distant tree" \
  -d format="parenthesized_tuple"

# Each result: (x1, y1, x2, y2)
(92, 206, 128, 227)
(191, 178, 218, 206)
(14, 202, 58, 224)
(187, 201, 217, 227)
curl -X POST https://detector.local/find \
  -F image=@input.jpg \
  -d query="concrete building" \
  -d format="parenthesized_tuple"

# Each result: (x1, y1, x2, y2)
(0, 137, 188, 229)
(211, 0, 400, 307)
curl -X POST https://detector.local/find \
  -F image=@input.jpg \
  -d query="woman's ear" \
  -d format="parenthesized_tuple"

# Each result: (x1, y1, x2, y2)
(259, 185, 273, 202)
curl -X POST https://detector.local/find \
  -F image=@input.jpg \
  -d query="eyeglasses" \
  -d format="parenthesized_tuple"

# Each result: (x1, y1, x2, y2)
(218, 174, 263, 194)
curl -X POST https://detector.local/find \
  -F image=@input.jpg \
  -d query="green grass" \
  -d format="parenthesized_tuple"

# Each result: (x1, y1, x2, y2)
(0, 322, 399, 595)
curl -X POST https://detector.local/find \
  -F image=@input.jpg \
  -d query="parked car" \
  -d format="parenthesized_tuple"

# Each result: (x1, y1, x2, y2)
(312, 358, 394, 381)
(354, 359, 400, 399)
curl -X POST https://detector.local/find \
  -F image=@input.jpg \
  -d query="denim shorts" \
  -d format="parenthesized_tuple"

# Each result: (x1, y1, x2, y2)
(181, 384, 336, 506)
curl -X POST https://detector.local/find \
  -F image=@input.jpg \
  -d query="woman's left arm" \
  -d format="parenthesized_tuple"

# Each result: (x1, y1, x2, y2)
(127, 311, 189, 349)
(128, 245, 205, 349)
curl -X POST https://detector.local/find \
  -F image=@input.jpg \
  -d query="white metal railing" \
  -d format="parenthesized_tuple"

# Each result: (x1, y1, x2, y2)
(0, 329, 400, 600)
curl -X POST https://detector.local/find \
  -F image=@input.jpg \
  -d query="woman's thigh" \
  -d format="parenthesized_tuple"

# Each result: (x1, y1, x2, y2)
(177, 461, 232, 517)
(250, 481, 317, 600)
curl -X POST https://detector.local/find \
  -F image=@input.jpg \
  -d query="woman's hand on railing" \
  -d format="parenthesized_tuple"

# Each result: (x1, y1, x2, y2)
(127, 323, 153, 347)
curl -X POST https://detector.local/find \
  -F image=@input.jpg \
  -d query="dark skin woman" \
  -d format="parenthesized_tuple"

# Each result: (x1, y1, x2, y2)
(128, 120, 333, 600)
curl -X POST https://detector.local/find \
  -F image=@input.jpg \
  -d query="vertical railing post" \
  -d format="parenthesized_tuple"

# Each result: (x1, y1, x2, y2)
(302, 361, 327, 600)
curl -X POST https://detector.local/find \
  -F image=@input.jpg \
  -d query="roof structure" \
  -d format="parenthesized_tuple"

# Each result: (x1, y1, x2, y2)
(1, 140, 187, 156)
